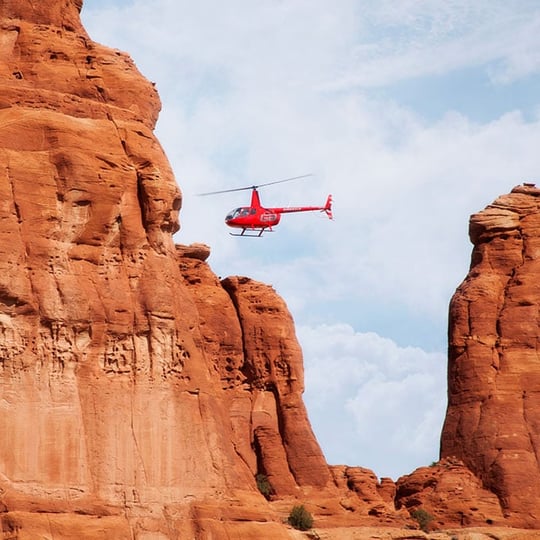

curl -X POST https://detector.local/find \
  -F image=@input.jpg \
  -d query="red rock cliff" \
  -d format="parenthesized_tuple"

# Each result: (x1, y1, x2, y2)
(3, 1, 540, 538)
(441, 184, 540, 527)
(0, 1, 408, 538)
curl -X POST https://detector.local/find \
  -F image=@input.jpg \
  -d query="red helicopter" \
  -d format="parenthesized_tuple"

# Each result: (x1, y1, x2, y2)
(199, 175, 333, 237)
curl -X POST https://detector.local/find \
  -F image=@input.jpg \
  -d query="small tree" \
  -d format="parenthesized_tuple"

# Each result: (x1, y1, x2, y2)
(410, 508, 434, 532)
(288, 504, 314, 531)
(255, 473, 273, 498)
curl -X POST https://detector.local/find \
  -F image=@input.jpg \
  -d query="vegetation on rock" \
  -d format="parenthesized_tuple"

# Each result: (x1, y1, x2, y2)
(410, 508, 434, 532)
(255, 473, 274, 498)
(288, 505, 314, 531)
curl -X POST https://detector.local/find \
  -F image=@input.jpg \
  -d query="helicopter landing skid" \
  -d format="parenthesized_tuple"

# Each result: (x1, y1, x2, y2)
(230, 228, 272, 237)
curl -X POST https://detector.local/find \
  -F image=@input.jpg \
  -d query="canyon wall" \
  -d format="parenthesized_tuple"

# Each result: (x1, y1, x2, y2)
(0, 0, 309, 536)
(441, 184, 540, 527)
(0, 1, 404, 537)
(396, 185, 540, 531)
(2, 0, 540, 537)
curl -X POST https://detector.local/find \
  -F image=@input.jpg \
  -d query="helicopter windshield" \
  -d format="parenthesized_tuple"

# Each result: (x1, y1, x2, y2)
(226, 208, 242, 220)
(226, 207, 253, 220)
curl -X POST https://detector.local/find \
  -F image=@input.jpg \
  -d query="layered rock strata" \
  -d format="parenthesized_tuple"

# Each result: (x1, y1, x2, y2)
(0, 1, 407, 537)
(396, 457, 505, 529)
(441, 184, 540, 527)
(3, 0, 540, 537)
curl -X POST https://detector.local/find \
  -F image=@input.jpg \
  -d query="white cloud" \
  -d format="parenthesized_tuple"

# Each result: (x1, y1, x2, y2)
(83, 0, 540, 90)
(331, 1, 540, 88)
(298, 323, 446, 479)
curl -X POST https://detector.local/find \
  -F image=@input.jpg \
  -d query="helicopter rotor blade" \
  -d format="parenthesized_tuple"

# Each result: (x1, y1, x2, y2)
(197, 174, 312, 196)
(197, 185, 257, 196)
(255, 173, 313, 189)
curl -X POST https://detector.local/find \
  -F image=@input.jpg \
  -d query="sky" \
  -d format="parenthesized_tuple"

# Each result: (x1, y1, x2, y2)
(82, 0, 540, 480)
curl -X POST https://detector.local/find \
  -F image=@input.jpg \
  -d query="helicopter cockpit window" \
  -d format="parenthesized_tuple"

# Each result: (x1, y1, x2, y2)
(226, 208, 250, 220)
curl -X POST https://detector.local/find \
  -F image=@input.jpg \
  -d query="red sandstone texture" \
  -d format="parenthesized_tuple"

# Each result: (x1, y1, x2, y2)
(396, 457, 505, 529)
(0, 1, 407, 537)
(441, 184, 540, 528)
(1, 0, 540, 538)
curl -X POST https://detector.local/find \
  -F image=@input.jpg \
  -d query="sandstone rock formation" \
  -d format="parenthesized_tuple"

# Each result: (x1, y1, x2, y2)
(441, 184, 540, 528)
(396, 457, 505, 529)
(0, 1, 409, 537)
(2, 0, 540, 538)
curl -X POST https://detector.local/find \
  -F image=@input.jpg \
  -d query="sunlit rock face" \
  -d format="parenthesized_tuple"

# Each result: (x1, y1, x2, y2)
(4, 1, 540, 537)
(395, 457, 505, 528)
(0, 0, 226, 528)
(442, 184, 540, 527)
(0, 1, 376, 537)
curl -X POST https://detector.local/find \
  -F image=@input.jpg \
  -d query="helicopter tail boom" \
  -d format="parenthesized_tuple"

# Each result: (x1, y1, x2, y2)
(270, 194, 333, 219)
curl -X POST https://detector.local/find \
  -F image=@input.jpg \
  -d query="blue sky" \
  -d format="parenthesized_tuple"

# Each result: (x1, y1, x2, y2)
(82, 0, 540, 479)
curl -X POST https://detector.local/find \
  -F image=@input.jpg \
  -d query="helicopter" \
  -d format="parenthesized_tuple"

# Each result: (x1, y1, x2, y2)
(199, 174, 333, 237)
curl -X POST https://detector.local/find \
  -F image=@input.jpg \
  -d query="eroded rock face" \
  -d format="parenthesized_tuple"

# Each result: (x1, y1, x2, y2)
(1, 0, 251, 531)
(4, 1, 540, 537)
(441, 184, 540, 527)
(221, 276, 332, 492)
(396, 457, 505, 529)
(0, 2, 406, 537)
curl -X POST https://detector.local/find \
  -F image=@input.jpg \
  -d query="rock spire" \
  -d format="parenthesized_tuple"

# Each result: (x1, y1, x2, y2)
(442, 184, 540, 527)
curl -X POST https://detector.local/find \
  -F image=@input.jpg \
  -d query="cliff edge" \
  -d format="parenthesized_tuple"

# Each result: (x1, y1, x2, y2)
(2, 1, 540, 538)
(441, 184, 540, 527)
(0, 1, 403, 537)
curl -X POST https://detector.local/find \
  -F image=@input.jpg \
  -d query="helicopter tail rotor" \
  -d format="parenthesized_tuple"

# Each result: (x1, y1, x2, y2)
(323, 194, 333, 220)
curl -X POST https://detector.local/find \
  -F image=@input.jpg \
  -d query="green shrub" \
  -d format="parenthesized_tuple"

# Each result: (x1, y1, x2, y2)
(410, 508, 434, 532)
(255, 473, 273, 498)
(288, 504, 314, 531)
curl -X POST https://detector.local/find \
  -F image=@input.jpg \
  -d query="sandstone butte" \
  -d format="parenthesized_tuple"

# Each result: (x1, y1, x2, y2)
(0, 2, 540, 539)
